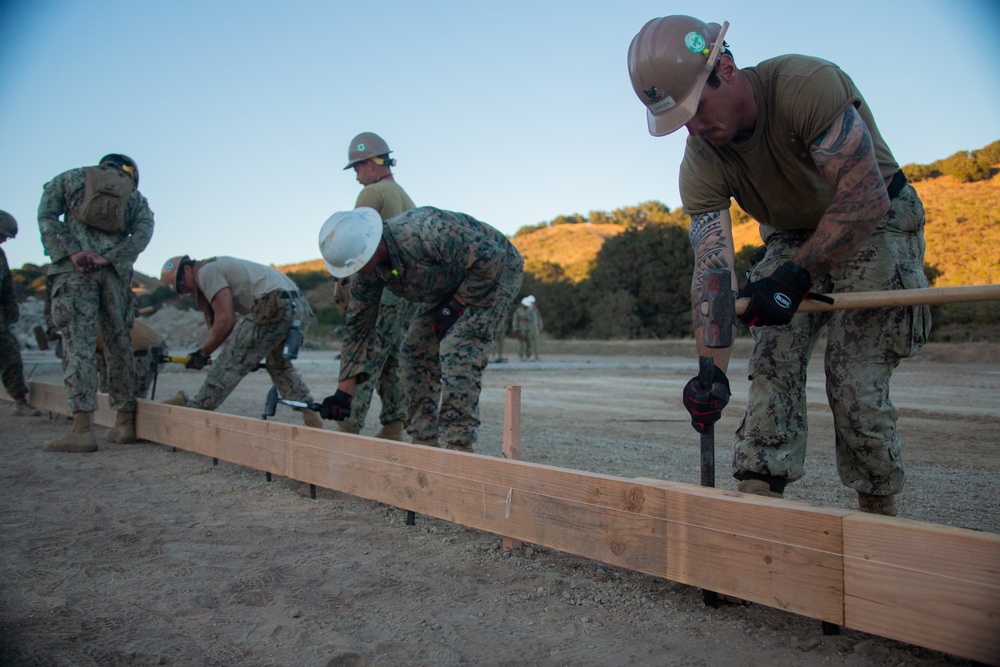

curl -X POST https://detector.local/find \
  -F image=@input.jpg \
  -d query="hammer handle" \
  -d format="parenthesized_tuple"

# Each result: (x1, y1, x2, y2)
(735, 283, 1000, 316)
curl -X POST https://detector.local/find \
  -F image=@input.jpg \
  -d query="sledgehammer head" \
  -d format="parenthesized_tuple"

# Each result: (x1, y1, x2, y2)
(699, 268, 735, 348)
(263, 385, 279, 418)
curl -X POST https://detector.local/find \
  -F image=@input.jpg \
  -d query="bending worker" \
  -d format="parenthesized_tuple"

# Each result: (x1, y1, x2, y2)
(627, 16, 930, 516)
(159, 254, 323, 428)
(38, 153, 154, 452)
(318, 206, 523, 453)
(334, 131, 417, 440)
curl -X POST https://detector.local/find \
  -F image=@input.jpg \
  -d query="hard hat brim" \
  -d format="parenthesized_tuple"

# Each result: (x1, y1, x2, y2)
(646, 72, 708, 137)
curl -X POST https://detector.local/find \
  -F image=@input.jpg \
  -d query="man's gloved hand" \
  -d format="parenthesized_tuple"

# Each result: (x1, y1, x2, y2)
(431, 296, 465, 341)
(682, 365, 731, 434)
(319, 390, 353, 421)
(185, 349, 210, 370)
(738, 261, 812, 327)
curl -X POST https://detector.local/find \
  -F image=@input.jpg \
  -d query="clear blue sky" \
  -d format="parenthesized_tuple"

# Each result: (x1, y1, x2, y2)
(2, 0, 998, 278)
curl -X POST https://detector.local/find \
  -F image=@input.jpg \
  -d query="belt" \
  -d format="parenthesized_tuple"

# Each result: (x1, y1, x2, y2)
(279, 290, 303, 299)
(887, 170, 907, 199)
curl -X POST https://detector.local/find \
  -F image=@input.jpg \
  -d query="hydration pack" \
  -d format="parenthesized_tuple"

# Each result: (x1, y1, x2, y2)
(75, 166, 133, 232)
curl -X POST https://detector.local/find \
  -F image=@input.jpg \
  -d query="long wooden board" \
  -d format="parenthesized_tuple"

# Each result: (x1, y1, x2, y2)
(25, 382, 1000, 665)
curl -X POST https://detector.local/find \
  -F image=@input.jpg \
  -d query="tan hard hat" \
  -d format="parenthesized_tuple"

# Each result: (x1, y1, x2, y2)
(160, 255, 190, 292)
(627, 16, 729, 136)
(318, 207, 383, 278)
(0, 210, 17, 238)
(344, 132, 392, 170)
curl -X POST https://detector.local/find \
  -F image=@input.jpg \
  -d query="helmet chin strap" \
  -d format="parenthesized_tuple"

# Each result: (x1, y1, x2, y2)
(372, 174, 393, 184)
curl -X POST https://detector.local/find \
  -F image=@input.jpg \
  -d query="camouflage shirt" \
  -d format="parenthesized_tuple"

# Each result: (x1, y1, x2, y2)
(340, 206, 522, 380)
(38, 167, 155, 279)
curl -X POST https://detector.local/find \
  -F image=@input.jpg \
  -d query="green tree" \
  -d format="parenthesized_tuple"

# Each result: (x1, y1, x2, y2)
(583, 221, 693, 338)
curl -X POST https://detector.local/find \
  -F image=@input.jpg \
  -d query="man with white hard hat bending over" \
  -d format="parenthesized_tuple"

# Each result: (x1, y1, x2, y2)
(317, 206, 523, 453)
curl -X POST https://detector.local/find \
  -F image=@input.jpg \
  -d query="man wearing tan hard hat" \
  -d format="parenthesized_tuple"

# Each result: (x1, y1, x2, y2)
(334, 132, 418, 441)
(627, 16, 930, 516)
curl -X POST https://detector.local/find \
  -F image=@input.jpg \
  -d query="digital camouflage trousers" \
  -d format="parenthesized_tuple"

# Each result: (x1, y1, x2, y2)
(187, 294, 315, 411)
(733, 184, 931, 496)
(339, 298, 416, 434)
(401, 261, 523, 450)
(50, 268, 136, 413)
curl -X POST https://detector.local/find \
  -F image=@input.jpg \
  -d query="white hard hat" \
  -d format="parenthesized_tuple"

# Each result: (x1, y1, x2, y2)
(521, 295, 536, 306)
(318, 207, 383, 278)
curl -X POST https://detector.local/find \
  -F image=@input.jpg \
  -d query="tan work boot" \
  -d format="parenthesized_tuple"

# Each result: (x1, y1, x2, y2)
(107, 410, 137, 443)
(301, 408, 323, 429)
(375, 420, 405, 441)
(14, 397, 41, 417)
(162, 390, 189, 406)
(336, 422, 359, 434)
(858, 492, 897, 517)
(445, 443, 474, 453)
(737, 479, 784, 498)
(44, 412, 98, 453)
(411, 437, 440, 448)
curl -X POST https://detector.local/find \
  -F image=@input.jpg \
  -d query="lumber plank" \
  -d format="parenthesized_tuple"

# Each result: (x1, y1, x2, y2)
(25, 381, 1000, 665)
(844, 514, 1000, 665)
(640, 477, 847, 623)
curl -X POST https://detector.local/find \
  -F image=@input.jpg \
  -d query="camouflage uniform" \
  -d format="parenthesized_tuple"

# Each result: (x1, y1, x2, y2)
(182, 257, 317, 411)
(341, 207, 523, 450)
(335, 178, 417, 434)
(733, 184, 930, 495)
(0, 247, 31, 402)
(512, 303, 543, 360)
(38, 168, 154, 413)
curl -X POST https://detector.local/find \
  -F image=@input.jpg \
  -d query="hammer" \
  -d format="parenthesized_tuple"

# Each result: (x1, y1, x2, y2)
(698, 268, 736, 488)
(262, 384, 321, 420)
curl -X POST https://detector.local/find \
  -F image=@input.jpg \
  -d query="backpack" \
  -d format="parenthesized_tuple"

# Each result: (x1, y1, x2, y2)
(75, 166, 134, 233)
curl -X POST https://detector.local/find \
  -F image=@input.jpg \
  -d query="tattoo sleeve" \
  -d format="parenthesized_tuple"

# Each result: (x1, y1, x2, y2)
(689, 209, 737, 359)
(796, 106, 890, 276)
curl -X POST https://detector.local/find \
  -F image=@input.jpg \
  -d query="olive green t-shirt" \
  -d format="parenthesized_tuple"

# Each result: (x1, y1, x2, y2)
(679, 55, 899, 231)
(355, 179, 416, 222)
(354, 179, 416, 308)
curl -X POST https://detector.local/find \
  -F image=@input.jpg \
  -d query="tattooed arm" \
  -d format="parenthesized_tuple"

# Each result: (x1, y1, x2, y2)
(689, 208, 738, 368)
(793, 105, 890, 277)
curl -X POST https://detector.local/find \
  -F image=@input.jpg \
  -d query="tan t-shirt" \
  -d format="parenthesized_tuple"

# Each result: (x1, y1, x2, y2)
(355, 179, 416, 221)
(195, 256, 296, 316)
(679, 55, 899, 231)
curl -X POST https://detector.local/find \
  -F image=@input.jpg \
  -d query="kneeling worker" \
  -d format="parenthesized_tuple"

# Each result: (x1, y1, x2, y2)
(159, 255, 323, 428)
(318, 206, 523, 452)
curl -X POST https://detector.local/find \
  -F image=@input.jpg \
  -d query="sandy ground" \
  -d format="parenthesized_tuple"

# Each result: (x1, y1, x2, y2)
(2, 339, 998, 666)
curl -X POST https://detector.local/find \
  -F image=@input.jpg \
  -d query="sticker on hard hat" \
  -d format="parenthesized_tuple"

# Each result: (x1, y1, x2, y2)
(165, 261, 176, 269)
(684, 32, 706, 53)
(648, 96, 677, 113)
(357, 143, 366, 152)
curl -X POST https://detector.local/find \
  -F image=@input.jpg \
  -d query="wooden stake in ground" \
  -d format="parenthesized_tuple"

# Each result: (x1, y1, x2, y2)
(501, 385, 522, 551)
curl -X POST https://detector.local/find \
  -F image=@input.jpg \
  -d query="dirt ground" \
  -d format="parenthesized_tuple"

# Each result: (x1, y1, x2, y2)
(2, 338, 998, 667)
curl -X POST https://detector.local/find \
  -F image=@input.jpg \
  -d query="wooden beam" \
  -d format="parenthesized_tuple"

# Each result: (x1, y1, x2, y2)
(26, 382, 1000, 665)
(843, 514, 1000, 664)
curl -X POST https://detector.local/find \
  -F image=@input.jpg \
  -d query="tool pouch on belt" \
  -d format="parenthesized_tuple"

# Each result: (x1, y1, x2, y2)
(251, 290, 287, 326)
(75, 166, 133, 233)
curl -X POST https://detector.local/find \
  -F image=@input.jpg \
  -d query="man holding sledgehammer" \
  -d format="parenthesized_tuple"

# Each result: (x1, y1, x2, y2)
(158, 255, 323, 429)
(628, 16, 931, 515)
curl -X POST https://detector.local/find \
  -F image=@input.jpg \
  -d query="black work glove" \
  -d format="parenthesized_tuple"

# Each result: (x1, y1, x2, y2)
(682, 365, 731, 434)
(186, 349, 210, 370)
(738, 261, 812, 327)
(431, 296, 465, 341)
(319, 390, 353, 421)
